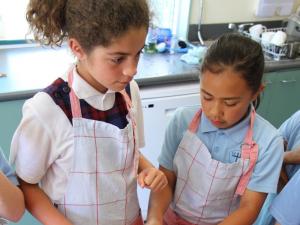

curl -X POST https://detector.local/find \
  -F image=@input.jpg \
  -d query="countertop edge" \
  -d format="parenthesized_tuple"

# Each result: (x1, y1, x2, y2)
(264, 60, 300, 72)
(1, 52, 300, 102)
(0, 75, 200, 102)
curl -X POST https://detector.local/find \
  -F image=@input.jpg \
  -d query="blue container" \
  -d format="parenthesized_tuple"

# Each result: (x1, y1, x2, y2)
(156, 28, 172, 48)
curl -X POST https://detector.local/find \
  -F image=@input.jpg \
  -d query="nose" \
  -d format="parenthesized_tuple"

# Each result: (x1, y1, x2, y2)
(123, 59, 138, 78)
(210, 101, 223, 120)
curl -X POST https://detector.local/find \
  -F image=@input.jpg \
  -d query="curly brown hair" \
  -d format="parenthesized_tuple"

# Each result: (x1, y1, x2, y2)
(26, 0, 150, 52)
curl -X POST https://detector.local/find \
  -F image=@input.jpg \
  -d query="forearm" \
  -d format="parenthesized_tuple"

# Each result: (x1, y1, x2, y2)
(0, 173, 24, 222)
(219, 190, 266, 225)
(284, 148, 300, 164)
(146, 184, 173, 224)
(138, 153, 154, 173)
(146, 166, 176, 224)
(19, 178, 73, 225)
(218, 206, 259, 225)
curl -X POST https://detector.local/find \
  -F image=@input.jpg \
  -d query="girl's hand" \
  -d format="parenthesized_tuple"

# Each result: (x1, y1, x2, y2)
(137, 167, 168, 192)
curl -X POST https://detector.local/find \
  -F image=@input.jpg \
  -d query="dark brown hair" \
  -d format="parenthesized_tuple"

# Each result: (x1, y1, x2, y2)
(201, 33, 265, 108)
(26, 0, 150, 52)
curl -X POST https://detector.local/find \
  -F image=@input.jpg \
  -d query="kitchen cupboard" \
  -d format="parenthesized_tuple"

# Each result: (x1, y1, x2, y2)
(257, 69, 300, 128)
(0, 99, 41, 225)
(0, 100, 24, 158)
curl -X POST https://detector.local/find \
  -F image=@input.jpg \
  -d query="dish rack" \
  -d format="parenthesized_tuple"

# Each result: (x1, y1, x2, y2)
(242, 27, 288, 61)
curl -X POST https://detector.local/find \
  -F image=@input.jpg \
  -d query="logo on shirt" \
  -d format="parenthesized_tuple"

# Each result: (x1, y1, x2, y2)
(230, 151, 241, 162)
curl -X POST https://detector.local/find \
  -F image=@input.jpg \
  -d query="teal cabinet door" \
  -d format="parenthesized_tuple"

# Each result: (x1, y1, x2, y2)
(0, 100, 25, 158)
(258, 69, 300, 128)
(257, 72, 276, 121)
(0, 99, 41, 225)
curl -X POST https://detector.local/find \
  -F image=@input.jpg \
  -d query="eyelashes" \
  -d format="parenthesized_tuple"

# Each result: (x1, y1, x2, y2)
(110, 52, 141, 65)
(202, 96, 239, 107)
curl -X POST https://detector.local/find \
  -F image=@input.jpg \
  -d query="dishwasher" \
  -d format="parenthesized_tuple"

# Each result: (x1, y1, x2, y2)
(138, 81, 200, 218)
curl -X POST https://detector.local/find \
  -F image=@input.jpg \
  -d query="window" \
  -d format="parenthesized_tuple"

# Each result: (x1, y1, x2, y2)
(149, 0, 177, 31)
(0, 0, 191, 44)
(149, 0, 191, 39)
(0, 0, 31, 42)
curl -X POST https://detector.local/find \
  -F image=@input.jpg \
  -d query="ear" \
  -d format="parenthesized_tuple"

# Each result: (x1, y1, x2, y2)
(68, 38, 86, 60)
(251, 84, 265, 101)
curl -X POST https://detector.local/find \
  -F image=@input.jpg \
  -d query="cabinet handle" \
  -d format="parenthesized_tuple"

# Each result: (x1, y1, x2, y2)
(144, 104, 154, 108)
(264, 81, 272, 85)
(280, 79, 296, 84)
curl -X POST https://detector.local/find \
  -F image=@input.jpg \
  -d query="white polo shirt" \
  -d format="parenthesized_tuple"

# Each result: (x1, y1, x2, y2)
(10, 67, 145, 201)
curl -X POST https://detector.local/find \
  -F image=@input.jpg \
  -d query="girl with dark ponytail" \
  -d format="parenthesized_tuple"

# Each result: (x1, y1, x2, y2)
(146, 33, 283, 225)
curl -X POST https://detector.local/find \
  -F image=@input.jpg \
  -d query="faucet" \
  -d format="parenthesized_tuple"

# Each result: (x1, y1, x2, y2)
(197, 0, 205, 46)
(237, 23, 254, 33)
(228, 23, 238, 32)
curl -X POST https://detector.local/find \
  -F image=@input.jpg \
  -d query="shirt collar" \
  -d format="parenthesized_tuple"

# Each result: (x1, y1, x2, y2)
(71, 67, 115, 99)
(200, 114, 218, 133)
(200, 108, 252, 143)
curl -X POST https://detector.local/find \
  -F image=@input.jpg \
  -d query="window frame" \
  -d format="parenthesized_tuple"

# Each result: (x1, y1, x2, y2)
(0, 0, 191, 48)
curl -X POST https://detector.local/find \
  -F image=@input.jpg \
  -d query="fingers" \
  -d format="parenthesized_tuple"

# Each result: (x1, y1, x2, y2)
(143, 169, 157, 186)
(137, 171, 146, 188)
(150, 175, 168, 192)
(143, 170, 168, 192)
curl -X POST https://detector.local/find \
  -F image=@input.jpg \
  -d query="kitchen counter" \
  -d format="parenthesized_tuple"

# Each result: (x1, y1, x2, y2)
(0, 45, 300, 101)
(265, 57, 300, 72)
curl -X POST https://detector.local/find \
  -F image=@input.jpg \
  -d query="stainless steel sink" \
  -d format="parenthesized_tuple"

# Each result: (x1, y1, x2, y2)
(264, 54, 300, 63)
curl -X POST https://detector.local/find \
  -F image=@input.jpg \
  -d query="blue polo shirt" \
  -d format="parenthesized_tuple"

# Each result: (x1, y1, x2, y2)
(0, 147, 18, 185)
(270, 168, 300, 225)
(158, 106, 283, 194)
(279, 110, 300, 178)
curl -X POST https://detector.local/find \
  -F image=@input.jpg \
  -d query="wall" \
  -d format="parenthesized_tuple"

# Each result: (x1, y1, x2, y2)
(189, 0, 300, 24)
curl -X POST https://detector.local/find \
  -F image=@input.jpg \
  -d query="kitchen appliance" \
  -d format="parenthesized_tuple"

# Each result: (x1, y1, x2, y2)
(286, 41, 300, 59)
(285, 8, 300, 41)
(242, 27, 288, 61)
(138, 82, 200, 218)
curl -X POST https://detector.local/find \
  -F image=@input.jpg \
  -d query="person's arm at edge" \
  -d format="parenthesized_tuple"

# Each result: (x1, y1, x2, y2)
(218, 189, 266, 225)
(146, 166, 177, 225)
(284, 147, 300, 164)
(138, 153, 154, 173)
(0, 172, 24, 222)
(19, 178, 73, 225)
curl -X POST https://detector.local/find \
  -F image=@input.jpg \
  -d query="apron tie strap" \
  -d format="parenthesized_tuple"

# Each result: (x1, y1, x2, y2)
(235, 109, 258, 195)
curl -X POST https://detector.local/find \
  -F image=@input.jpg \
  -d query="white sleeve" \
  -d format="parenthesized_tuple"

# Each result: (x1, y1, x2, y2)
(10, 92, 73, 184)
(130, 80, 145, 148)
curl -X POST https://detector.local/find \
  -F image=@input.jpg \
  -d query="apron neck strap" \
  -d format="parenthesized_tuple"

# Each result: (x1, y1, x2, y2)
(68, 69, 82, 118)
(119, 90, 133, 112)
(243, 109, 256, 145)
(188, 109, 202, 133)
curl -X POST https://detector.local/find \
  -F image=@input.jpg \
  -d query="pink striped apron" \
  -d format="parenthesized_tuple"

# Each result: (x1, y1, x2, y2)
(164, 109, 258, 225)
(55, 70, 143, 225)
